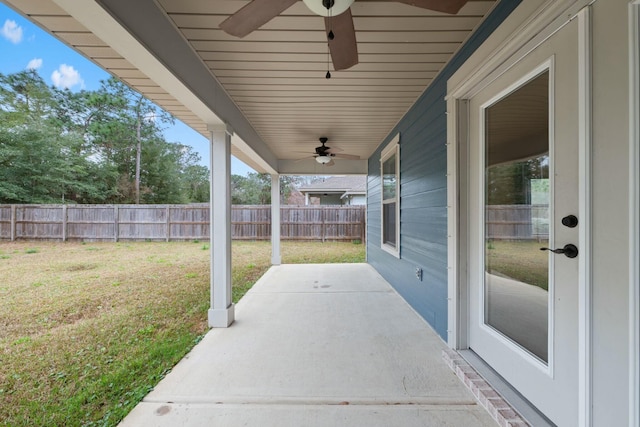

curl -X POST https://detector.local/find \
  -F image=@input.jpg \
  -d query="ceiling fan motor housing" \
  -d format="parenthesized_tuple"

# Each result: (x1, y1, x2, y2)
(303, 0, 354, 17)
(316, 137, 330, 154)
(322, 0, 335, 10)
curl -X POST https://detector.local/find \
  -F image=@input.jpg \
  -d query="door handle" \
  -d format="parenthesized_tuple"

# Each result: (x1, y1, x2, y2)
(540, 244, 579, 258)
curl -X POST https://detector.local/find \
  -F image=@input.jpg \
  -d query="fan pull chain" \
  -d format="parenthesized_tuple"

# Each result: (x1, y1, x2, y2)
(326, 7, 333, 79)
(326, 52, 331, 79)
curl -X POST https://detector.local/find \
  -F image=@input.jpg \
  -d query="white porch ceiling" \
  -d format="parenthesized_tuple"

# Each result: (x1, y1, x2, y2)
(3, 0, 497, 174)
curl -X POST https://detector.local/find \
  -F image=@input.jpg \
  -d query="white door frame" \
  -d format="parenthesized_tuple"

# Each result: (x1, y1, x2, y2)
(629, 2, 640, 426)
(446, 0, 594, 424)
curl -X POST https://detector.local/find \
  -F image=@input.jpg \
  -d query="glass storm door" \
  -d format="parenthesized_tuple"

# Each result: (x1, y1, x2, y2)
(467, 19, 580, 426)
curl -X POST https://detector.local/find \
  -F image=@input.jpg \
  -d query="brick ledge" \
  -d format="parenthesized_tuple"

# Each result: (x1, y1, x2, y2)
(442, 348, 531, 427)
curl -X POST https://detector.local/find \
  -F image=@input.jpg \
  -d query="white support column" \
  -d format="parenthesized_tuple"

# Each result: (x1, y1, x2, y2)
(305, 192, 310, 206)
(271, 174, 281, 265)
(208, 124, 235, 328)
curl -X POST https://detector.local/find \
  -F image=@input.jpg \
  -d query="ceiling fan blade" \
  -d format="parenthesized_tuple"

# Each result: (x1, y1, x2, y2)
(220, 0, 298, 37)
(325, 9, 358, 71)
(294, 155, 315, 163)
(325, 145, 344, 152)
(390, 0, 468, 14)
(326, 159, 336, 167)
(333, 153, 360, 159)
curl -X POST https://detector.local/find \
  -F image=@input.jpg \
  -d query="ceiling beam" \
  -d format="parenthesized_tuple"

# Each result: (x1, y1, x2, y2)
(278, 159, 368, 175)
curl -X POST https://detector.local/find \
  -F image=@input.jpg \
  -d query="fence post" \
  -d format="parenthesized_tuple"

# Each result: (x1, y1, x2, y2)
(321, 206, 326, 243)
(10, 204, 16, 242)
(166, 205, 171, 242)
(114, 205, 119, 242)
(62, 205, 67, 242)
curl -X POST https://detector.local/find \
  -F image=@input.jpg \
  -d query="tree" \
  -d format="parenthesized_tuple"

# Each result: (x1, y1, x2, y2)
(91, 78, 174, 204)
(0, 71, 209, 204)
(182, 164, 210, 202)
(231, 173, 270, 205)
(0, 70, 56, 125)
(486, 156, 549, 205)
(0, 121, 109, 203)
(231, 173, 302, 205)
(0, 72, 107, 203)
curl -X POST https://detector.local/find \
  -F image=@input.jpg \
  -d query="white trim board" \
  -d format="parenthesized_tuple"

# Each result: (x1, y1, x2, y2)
(447, 0, 596, 100)
(446, 0, 594, 424)
(629, 3, 640, 427)
(577, 7, 593, 426)
(379, 134, 401, 258)
(446, 97, 468, 348)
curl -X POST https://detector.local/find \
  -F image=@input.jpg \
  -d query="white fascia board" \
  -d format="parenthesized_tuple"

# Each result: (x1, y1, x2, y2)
(278, 159, 368, 175)
(304, 191, 344, 196)
(52, 0, 277, 175)
(52, 0, 220, 125)
(447, 0, 596, 99)
(300, 187, 353, 192)
(231, 135, 277, 174)
(340, 191, 365, 199)
(301, 189, 347, 193)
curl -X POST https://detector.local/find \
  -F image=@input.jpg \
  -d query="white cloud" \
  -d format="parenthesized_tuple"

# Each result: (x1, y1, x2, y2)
(1, 19, 23, 44)
(144, 111, 157, 123)
(51, 64, 84, 90)
(26, 58, 43, 70)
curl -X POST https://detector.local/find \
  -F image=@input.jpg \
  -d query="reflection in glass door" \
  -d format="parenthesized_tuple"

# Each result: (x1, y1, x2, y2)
(484, 71, 550, 363)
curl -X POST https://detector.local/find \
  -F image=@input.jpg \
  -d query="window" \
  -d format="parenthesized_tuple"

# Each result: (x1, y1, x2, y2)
(381, 134, 400, 257)
(483, 70, 550, 362)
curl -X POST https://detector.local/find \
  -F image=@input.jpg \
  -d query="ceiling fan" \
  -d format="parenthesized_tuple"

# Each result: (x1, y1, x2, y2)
(220, 0, 469, 72)
(297, 137, 360, 165)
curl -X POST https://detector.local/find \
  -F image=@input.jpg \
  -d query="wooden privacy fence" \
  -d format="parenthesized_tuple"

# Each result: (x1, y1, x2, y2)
(486, 204, 549, 240)
(0, 204, 365, 242)
(233, 205, 365, 242)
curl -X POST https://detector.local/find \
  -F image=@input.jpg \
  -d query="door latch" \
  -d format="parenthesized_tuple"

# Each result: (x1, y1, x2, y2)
(561, 215, 579, 228)
(540, 244, 579, 258)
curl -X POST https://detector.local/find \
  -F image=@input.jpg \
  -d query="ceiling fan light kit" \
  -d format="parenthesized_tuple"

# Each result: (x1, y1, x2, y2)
(315, 155, 332, 164)
(302, 0, 354, 17)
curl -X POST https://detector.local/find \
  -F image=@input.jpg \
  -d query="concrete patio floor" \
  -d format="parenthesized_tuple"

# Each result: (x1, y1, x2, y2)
(119, 263, 496, 427)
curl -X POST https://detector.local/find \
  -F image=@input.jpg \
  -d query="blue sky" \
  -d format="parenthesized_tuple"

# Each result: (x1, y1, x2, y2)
(0, 2, 255, 176)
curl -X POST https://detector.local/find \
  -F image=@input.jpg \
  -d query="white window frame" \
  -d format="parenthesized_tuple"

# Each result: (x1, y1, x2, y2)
(380, 134, 400, 257)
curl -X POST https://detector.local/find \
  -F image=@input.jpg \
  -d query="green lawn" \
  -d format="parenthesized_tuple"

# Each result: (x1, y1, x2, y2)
(0, 240, 365, 427)
(486, 240, 549, 290)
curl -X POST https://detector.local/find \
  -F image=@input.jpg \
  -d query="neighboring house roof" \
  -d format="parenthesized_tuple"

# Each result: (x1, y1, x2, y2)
(298, 176, 367, 198)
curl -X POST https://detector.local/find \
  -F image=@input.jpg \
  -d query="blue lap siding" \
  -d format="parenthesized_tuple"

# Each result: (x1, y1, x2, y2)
(366, 1, 522, 340)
